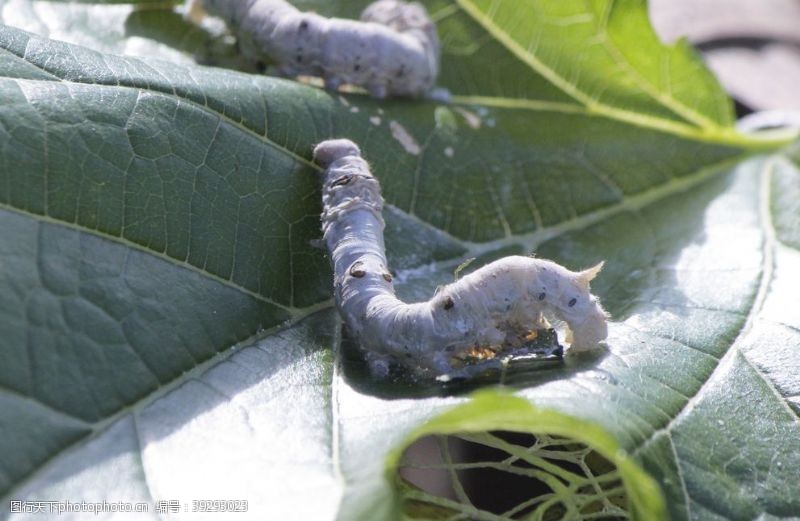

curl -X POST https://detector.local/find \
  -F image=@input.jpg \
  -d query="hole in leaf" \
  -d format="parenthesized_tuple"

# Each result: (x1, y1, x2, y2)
(398, 431, 630, 520)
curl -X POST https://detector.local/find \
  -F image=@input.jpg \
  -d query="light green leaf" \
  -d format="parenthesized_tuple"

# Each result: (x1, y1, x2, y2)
(0, 1, 797, 520)
(448, 0, 733, 130)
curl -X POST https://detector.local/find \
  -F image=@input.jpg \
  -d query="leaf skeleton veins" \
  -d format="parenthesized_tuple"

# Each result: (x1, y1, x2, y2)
(193, 0, 440, 98)
(313, 139, 609, 378)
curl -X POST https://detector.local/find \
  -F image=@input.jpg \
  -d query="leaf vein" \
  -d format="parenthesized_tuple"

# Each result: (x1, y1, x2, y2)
(0, 203, 294, 313)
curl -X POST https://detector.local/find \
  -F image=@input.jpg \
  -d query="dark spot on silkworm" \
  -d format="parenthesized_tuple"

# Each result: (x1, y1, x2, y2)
(296, 54, 303, 64)
(382, 272, 393, 282)
(539, 292, 546, 300)
(568, 298, 577, 307)
(298, 20, 309, 30)
(349, 262, 366, 278)
(354, 64, 361, 72)
(331, 175, 352, 187)
(444, 296, 455, 310)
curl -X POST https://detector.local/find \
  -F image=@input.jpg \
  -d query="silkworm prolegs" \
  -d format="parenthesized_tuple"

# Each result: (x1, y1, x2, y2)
(313, 139, 609, 378)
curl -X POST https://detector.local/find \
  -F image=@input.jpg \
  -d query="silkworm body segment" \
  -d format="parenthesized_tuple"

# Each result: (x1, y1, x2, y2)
(200, 0, 440, 98)
(314, 139, 608, 376)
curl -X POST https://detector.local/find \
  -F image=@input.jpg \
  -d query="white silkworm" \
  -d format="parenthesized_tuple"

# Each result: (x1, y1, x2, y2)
(313, 139, 609, 377)
(198, 0, 440, 98)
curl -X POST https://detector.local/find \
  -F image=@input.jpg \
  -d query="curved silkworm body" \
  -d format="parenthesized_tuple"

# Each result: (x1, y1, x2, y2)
(313, 139, 609, 376)
(200, 0, 440, 98)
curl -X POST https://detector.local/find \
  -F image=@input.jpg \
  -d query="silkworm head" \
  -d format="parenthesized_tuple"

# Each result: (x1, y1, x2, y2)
(541, 261, 608, 350)
(552, 277, 601, 322)
(567, 308, 609, 352)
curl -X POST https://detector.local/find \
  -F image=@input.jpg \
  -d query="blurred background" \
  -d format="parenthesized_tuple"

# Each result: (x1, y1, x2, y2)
(650, 0, 800, 114)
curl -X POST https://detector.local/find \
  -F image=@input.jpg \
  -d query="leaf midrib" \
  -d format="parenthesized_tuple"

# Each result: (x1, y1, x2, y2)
(591, 0, 728, 129)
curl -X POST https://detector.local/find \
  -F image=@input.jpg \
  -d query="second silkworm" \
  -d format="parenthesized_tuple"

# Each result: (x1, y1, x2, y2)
(198, 0, 440, 98)
(313, 139, 609, 377)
